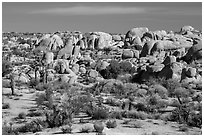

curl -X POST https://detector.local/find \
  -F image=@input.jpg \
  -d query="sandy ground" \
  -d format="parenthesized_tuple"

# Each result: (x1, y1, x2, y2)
(2, 87, 202, 135)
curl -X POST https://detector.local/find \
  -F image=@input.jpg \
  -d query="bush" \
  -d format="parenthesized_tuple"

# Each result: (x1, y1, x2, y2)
(80, 125, 93, 133)
(163, 79, 181, 97)
(26, 111, 42, 117)
(187, 112, 202, 128)
(122, 119, 131, 124)
(35, 82, 47, 91)
(126, 111, 148, 120)
(133, 103, 147, 112)
(35, 93, 47, 107)
(117, 74, 132, 83)
(132, 121, 143, 128)
(106, 120, 117, 128)
(149, 84, 168, 99)
(109, 111, 123, 119)
(135, 89, 147, 97)
(169, 106, 190, 124)
(2, 123, 18, 135)
(2, 79, 11, 88)
(2, 103, 10, 109)
(2, 60, 12, 77)
(15, 119, 44, 133)
(145, 76, 165, 87)
(105, 98, 121, 107)
(94, 121, 104, 133)
(157, 99, 169, 109)
(152, 131, 159, 135)
(61, 124, 72, 134)
(18, 112, 26, 119)
(29, 78, 40, 88)
(169, 99, 180, 107)
(147, 94, 161, 106)
(100, 60, 136, 79)
(124, 83, 139, 94)
(89, 107, 109, 120)
(45, 106, 71, 128)
(178, 125, 188, 132)
(151, 113, 161, 120)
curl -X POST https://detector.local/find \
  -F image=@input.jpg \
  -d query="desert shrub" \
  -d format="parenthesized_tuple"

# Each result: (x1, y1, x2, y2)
(169, 106, 190, 123)
(192, 93, 202, 103)
(133, 103, 147, 112)
(14, 97, 20, 100)
(124, 83, 139, 94)
(160, 113, 171, 121)
(15, 119, 44, 133)
(2, 123, 18, 135)
(35, 82, 47, 91)
(106, 120, 117, 128)
(61, 123, 72, 134)
(45, 90, 91, 128)
(100, 60, 120, 79)
(151, 113, 161, 120)
(100, 60, 136, 79)
(169, 99, 180, 107)
(29, 78, 40, 88)
(89, 107, 109, 120)
(18, 112, 26, 119)
(132, 121, 143, 128)
(35, 93, 47, 107)
(174, 87, 190, 104)
(145, 76, 165, 86)
(2, 79, 11, 88)
(178, 125, 189, 132)
(119, 61, 134, 73)
(157, 99, 169, 108)
(195, 82, 202, 90)
(117, 74, 132, 83)
(135, 88, 148, 97)
(94, 79, 126, 96)
(2, 60, 13, 77)
(146, 94, 168, 113)
(147, 94, 161, 106)
(79, 118, 89, 124)
(152, 131, 159, 135)
(126, 111, 148, 120)
(2, 103, 10, 109)
(105, 98, 121, 107)
(94, 121, 104, 133)
(26, 111, 42, 117)
(109, 110, 123, 119)
(149, 84, 168, 99)
(163, 78, 181, 97)
(122, 119, 131, 124)
(187, 112, 202, 128)
(45, 105, 72, 128)
(80, 125, 93, 133)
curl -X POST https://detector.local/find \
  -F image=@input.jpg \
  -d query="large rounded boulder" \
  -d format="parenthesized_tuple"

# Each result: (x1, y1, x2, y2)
(122, 49, 134, 59)
(57, 38, 74, 59)
(140, 40, 156, 57)
(125, 27, 149, 40)
(180, 25, 194, 34)
(184, 40, 202, 62)
(94, 32, 112, 49)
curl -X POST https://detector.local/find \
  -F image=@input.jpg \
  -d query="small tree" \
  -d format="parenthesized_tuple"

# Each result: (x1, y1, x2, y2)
(163, 78, 181, 97)
(43, 83, 91, 128)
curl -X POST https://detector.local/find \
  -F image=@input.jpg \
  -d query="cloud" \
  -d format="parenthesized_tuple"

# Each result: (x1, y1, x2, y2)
(29, 5, 201, 16)
(30, 6, 149, 15)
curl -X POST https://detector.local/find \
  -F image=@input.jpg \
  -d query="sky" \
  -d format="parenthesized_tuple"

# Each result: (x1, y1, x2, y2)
(2, 2, 202, 34)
